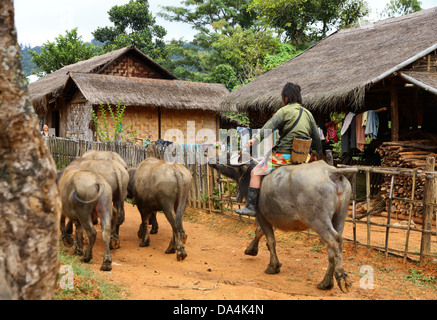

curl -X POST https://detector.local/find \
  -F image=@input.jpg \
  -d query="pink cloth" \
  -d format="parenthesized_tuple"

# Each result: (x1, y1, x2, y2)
(355, 113, 365, 152)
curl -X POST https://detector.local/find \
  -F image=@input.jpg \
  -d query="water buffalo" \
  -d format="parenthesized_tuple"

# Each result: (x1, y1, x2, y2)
(58, 167, 113, 271)
(209, 157, 357, 293)
(62, 158, 129, 249)
(82, 150, 127, 169)
(127, 158, 192, 261)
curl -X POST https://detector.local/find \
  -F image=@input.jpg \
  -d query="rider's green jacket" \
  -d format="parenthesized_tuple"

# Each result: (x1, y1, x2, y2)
(254, 103, 322, 155)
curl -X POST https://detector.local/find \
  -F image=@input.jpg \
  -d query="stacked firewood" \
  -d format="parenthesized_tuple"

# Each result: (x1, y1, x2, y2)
(379, 140, 437, 169)
(378, 139, 437, 217)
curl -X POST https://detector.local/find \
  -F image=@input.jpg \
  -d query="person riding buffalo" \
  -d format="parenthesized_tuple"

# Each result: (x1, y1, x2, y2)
(235, 82, 322, 216)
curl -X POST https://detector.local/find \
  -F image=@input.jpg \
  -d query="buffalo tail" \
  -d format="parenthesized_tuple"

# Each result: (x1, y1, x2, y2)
(73, 182, 104, 205)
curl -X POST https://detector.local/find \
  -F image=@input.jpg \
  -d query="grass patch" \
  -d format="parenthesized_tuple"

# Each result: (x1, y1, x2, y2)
(402, 268, 436, 288)
(55, 248, 125, 300)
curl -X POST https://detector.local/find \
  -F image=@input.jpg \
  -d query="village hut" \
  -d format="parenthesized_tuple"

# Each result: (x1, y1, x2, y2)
(220, 7, 437, 149)
(29, 45, 231, 143)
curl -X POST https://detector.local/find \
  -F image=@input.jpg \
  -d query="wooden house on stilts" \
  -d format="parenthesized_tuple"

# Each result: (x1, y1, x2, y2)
(220, 7, 437, 165)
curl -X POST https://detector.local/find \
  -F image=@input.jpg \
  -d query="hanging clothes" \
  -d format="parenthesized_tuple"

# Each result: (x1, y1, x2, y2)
(340, 112, 356, 136)
(355, 113, 365, 152)
(341, 114, 357, 154)
(365, 110, 379, 139)
(318, 127, 325, 140)
(362, 111, 368, 127)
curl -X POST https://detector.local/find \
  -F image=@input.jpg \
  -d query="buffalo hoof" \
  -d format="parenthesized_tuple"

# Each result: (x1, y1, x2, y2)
(100, 263, 112, 272)
(176, 250, 187, 261)
(165, 247, 175, 254)
(62, 236, 74, 248)
(181, 234, 188, 244)
(244, 247, 258, 256)
(74, 248, 84, 256)
(335, 272, 352, 293)
(139, 238, 150, 247)
(110, 239, 120, 250)
(81, 256, 92, 263)
(317, 279, 334, 290)
(265, 263, 281, 274)
(150, 227, 158, 234)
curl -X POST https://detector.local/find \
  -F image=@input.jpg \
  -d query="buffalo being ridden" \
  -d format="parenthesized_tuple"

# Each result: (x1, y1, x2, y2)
(127, 158, 192, 261)
(209, 151, 357, 293)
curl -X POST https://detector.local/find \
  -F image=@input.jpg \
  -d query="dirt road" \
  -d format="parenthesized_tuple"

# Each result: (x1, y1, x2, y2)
(83, 204, 436, 300)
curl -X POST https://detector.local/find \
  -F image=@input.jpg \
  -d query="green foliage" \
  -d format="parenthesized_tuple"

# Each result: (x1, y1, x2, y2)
(164, 28, 283, 90)
(159, 0, 258, 36)
(93, 0, 168, 63)
(159, 0, 283, 89)
(248, 0, 369, 45)
(403, 268, 436, 287)
(223, 112, 250, 126)
(210, 27, 281, 83)
(56, 250, 123, 300)
(207, 64, 238, 90)
(262, 42, 305, 72)
(380, 0, 422, 18)
(29, 28, 101, 75)
(92, 100, 138, 144)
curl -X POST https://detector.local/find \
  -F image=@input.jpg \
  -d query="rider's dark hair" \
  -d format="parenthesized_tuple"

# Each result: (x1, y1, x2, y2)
(281, 82, 302, 105)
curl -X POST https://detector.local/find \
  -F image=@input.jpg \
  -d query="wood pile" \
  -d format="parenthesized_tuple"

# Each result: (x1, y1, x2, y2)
(378, 139, 437, 218)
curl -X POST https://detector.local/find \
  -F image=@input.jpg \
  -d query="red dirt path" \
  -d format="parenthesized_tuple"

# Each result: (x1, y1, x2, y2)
(80, 204, 437, 300)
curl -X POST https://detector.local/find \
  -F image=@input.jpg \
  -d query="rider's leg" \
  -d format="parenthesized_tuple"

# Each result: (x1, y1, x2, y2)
(235, 163, 263, 216)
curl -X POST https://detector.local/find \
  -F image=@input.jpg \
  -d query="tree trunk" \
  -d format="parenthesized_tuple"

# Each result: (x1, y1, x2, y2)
(0, 0, 61, 300)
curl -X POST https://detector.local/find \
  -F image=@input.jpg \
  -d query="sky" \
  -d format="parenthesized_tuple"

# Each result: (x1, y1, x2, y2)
(14, 0, 437, 47)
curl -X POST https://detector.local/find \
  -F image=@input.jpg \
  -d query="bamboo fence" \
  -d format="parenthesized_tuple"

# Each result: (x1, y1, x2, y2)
(47, 137, 437, 264)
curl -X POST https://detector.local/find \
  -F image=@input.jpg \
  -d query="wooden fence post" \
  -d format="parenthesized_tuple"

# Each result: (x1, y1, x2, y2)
(420, 156, 436, 266)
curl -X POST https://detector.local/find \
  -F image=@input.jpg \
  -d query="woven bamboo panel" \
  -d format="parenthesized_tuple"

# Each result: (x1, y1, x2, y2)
(102, 55, 163, 79)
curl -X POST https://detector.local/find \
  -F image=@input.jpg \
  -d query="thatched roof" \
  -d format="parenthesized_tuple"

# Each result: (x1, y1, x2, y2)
(220, 7, 437, 114)
(64, 72, 232, 112)
(28, 45, 177, 114)
(399, 71, 437, 95)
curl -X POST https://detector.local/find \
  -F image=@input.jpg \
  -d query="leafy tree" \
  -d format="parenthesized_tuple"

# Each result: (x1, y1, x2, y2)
(93, 0, 168, 62)
(315, 0, 370, 37)
(29, 28, 101, 76)
(209, 27, 281, 83)
(163, 28, 283, 90)
(248, 0, 369, 45)
(262, 42, 305, 72)
(381, 0, 422, 17)
(159, 0, 258, 36)
(207, 64, 238, 90)
(159, 1, 283, 90)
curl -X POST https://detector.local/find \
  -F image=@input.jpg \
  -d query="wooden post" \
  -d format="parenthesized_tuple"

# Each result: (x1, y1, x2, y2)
(385, 175, 395, 258)
(403, 169, 417, 264)
(206, 163, 212, 213)
(352, 172, 357, 251)
(366, 170, 371, 252)
(390, 79, 399, 142)
(420, 157, 436, 266)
